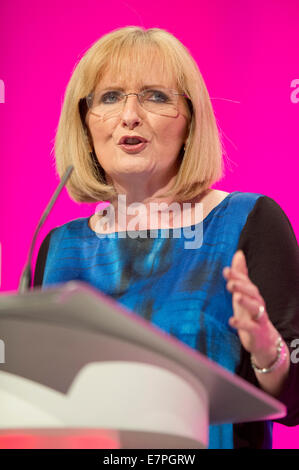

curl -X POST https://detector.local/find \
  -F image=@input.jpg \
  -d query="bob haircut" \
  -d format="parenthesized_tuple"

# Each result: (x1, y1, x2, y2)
(54, 26, 225, 203)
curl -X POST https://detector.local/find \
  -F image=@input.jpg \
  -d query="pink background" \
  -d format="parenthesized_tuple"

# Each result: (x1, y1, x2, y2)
(0, 0, 298, 448)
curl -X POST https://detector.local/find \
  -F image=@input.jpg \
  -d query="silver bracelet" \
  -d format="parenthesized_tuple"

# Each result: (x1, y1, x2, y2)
(250, 336, 287, 374)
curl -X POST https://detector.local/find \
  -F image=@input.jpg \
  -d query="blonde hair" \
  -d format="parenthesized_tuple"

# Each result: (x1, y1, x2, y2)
(54, 26, 225, 203)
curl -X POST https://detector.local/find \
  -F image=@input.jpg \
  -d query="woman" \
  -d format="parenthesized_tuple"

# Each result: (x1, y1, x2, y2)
(34, 26, 299, 449)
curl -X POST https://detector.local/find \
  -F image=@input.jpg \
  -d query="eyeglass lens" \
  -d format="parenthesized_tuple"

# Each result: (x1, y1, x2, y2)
(87, 88, 181, 120)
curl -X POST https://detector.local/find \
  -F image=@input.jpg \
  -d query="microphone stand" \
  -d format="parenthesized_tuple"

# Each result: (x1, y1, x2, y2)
(18, 165, 74, 294)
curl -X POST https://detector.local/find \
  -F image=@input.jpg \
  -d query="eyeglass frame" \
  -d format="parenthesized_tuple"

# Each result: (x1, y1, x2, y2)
(83, 88, 193, 119)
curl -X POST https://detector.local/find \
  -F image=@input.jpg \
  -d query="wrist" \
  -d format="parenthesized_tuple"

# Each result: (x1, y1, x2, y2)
(251, 336, 287, 374)
(251, 323, 281, 368)
(251, 344, 278, 369)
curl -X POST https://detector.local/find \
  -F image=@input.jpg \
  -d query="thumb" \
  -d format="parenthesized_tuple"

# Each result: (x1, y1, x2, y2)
(231, 249, 248, 276)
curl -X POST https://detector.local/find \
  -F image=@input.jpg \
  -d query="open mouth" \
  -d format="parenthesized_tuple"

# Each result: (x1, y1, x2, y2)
(118, 137, 148, 154)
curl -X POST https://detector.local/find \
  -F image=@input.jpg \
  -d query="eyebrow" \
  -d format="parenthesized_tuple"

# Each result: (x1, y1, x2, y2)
(96, 84, 170, 92)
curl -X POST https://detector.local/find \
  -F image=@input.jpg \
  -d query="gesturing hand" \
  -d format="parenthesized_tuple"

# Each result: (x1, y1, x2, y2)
(223, 250, 280, 366)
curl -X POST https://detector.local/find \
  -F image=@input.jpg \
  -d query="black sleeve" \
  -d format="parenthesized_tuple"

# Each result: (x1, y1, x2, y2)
(235, 195, 299, 427)
(33, 228, 57, 287)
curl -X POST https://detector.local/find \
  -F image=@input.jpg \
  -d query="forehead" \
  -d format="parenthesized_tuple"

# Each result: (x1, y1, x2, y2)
(95, 52, 177, 92)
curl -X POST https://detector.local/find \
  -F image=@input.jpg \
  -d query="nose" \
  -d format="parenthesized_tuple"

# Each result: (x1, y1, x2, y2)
(120, 94, 143, 129)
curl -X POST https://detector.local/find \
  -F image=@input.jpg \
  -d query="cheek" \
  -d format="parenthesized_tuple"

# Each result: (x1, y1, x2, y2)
(154, 119, 188, 144)
(87, 116, 115, 144)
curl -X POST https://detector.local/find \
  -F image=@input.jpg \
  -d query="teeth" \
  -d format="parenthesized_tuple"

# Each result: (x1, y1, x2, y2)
(124, 138, 142, 144)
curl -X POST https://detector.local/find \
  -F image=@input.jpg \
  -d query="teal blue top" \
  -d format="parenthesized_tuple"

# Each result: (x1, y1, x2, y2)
(36, 191, 299, 448)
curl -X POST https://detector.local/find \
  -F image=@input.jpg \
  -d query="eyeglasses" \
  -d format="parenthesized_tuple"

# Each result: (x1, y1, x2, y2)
(85, 87, 191, 121)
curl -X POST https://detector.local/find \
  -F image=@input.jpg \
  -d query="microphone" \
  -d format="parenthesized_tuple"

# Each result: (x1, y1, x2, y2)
(18, 165, 74, 294)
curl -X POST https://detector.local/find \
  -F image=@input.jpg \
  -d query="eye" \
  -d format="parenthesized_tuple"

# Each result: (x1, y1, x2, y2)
(99, 91, 122, 104)
(144, 89, 170, 103)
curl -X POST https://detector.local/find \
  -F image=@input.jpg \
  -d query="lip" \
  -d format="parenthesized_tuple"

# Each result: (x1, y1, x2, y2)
(119, 142, 148, 154)
(118, 135, 148, 145)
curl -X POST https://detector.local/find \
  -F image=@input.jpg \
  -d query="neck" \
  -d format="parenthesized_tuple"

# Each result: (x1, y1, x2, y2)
(93, 180, 211, 233)
(107, 170, 179, 207)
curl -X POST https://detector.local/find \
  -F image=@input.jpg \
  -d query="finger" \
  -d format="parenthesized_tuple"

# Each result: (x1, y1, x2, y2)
(226, 279, 262, 300)
(229, 315, 259, 332)
(223, 266, 249, 282)
(235, 294, 268, 324)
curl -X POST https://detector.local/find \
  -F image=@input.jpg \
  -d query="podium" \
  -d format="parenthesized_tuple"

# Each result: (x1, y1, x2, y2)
(0, 281, 286, 449)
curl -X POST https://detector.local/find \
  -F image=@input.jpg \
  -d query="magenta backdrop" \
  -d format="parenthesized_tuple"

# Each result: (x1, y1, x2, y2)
(0, 0, 298, 449)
